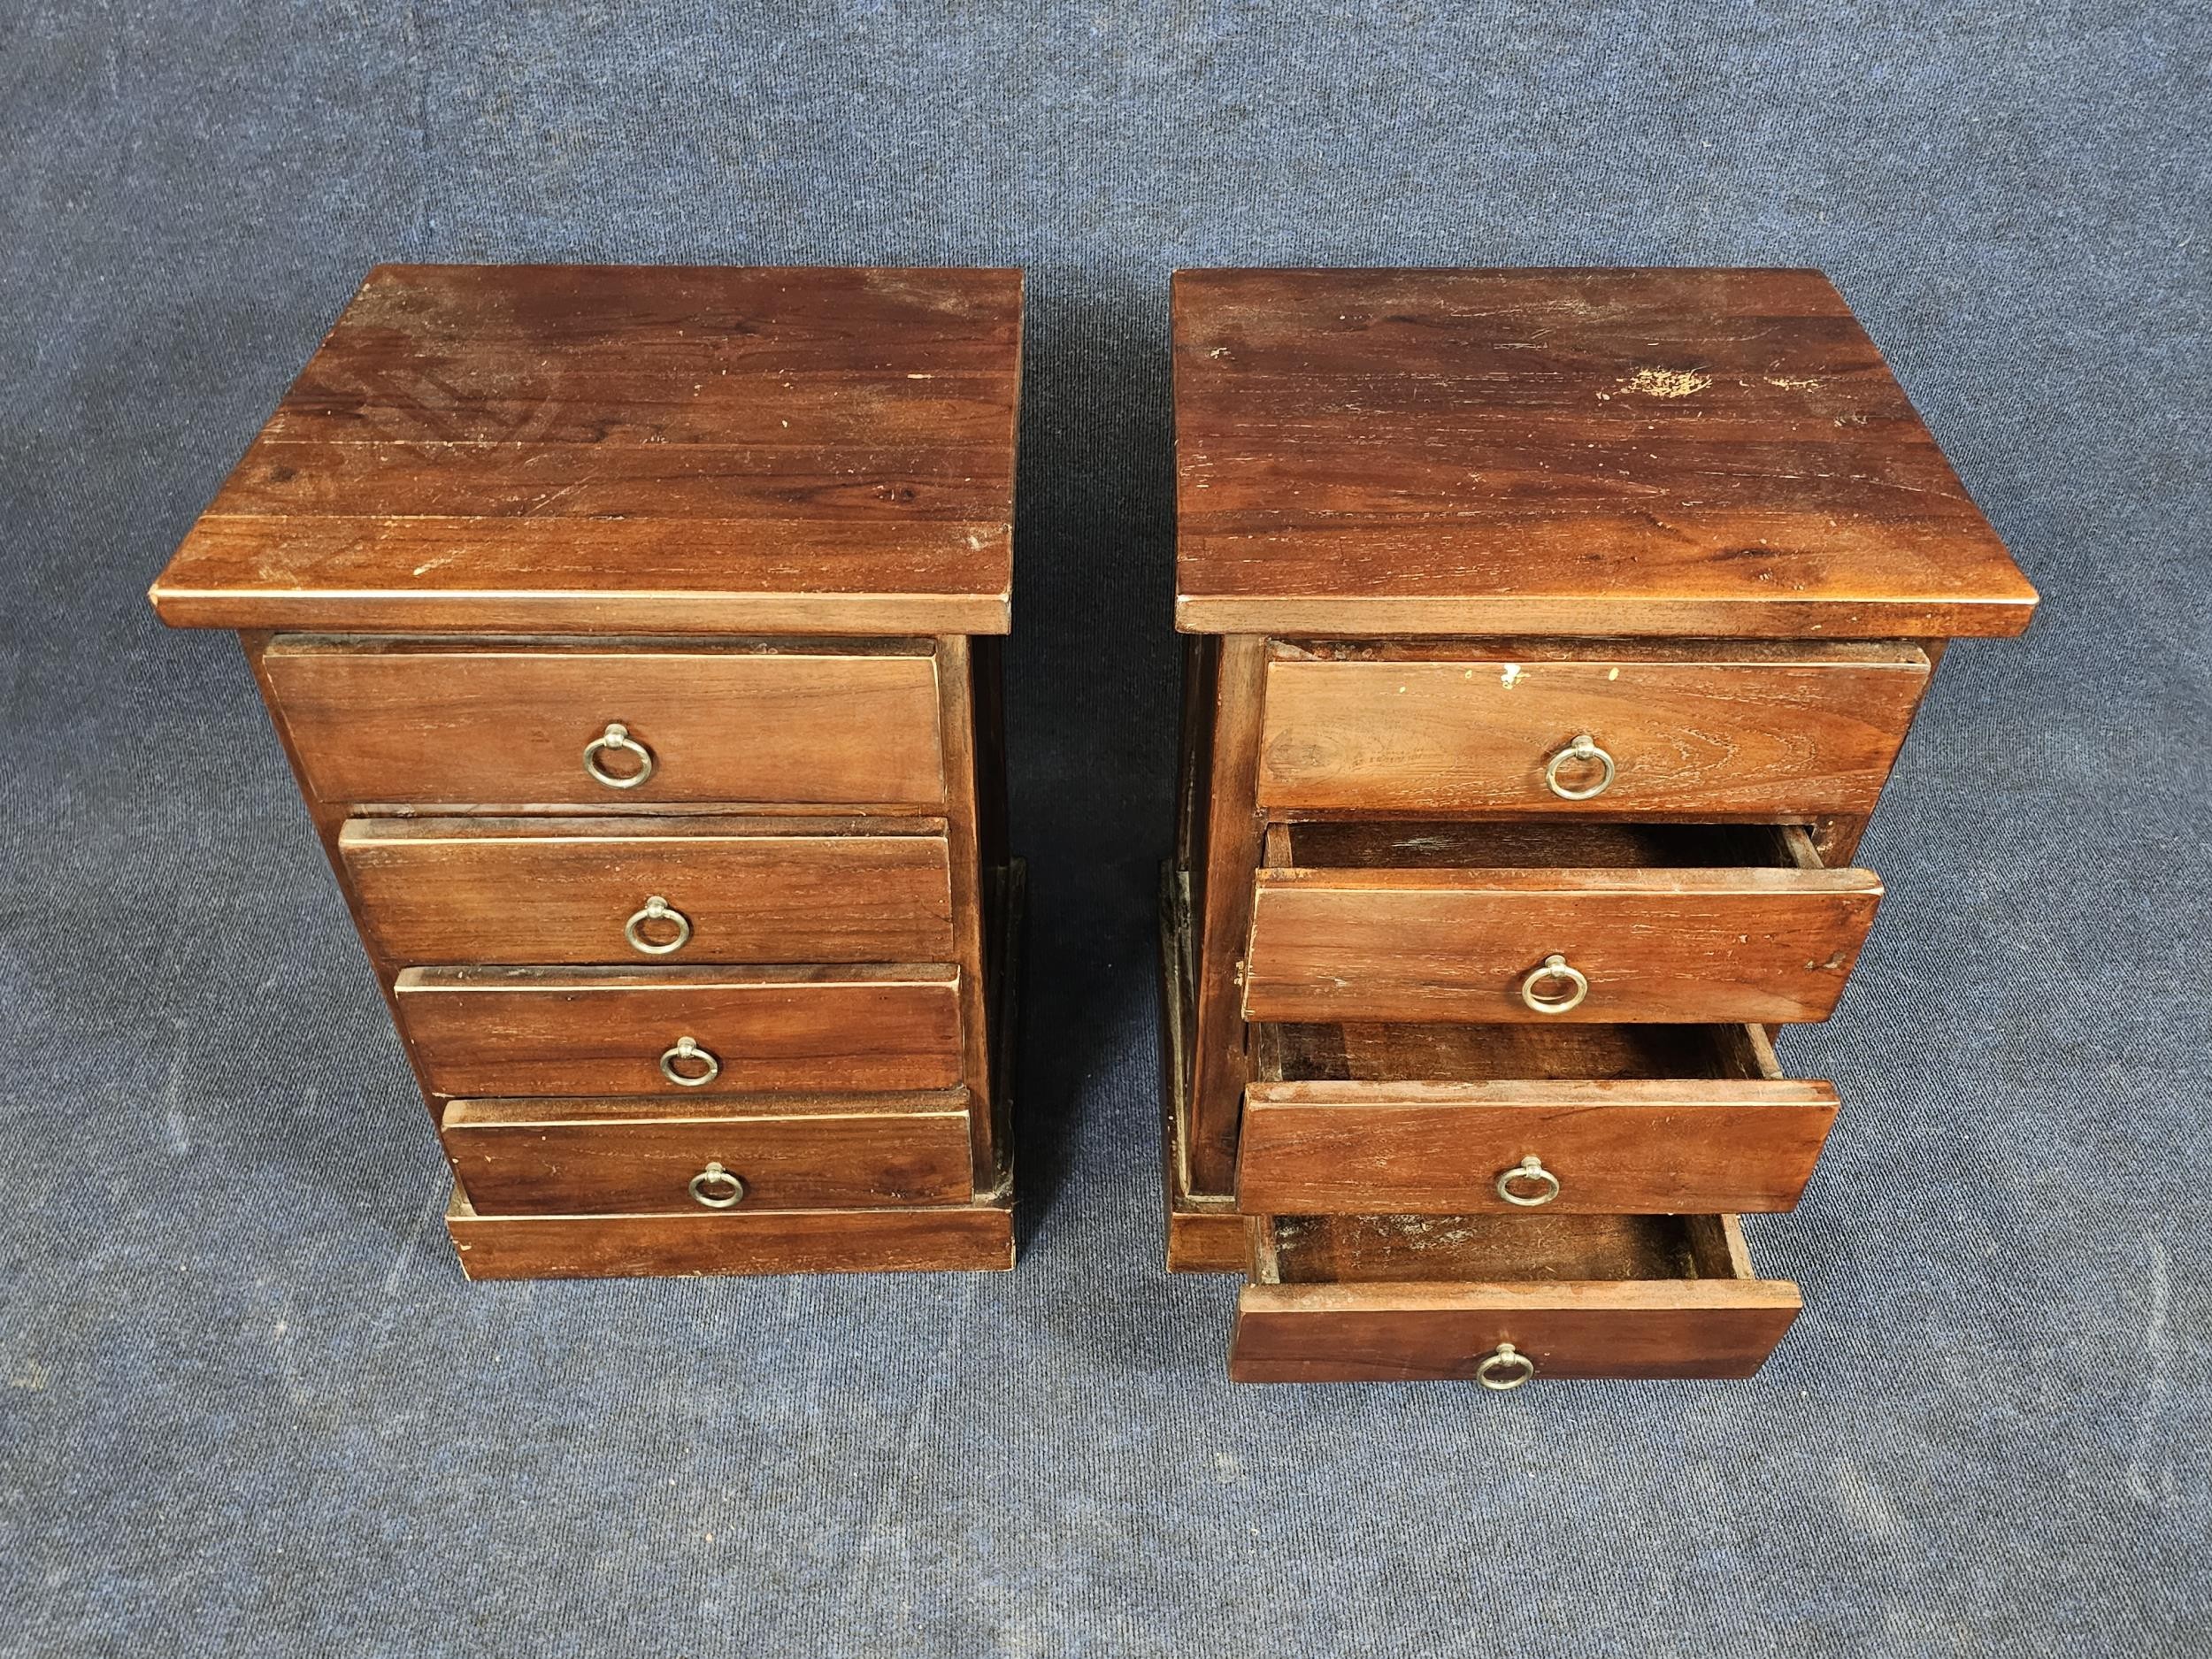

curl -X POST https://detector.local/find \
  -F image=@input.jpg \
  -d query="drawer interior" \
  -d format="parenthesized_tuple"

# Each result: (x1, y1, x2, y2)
(1271, 819, 1822, 872)
(1258, 1019, 1779, 1085)
(1252, 1211, 1747, 1286)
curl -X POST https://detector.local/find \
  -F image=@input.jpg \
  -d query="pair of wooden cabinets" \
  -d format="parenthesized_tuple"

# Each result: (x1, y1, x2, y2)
(153, 263, 2035, 1386)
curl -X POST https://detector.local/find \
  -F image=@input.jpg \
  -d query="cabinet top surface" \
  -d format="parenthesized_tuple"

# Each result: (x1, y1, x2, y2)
(150, 264, 1022, 636)
(1172, 267, 2037, 639)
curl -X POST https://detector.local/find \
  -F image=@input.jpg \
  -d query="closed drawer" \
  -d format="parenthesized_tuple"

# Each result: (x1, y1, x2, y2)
(392, 964, 964, 1096)
(1257, 642, 1931, 816)
(440, 1092, 974, 1215)
(1238, 1022, 1837, 1215)
(262, 637, 944, 807)
(1242, 821, 1881, 1025)
(1229, 1212, 1800, 1383)
(341, 816, 956, 966)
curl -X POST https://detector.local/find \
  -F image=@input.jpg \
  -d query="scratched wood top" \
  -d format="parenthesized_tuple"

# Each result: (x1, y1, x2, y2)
(151, 264, 1022, 634)
(1173, 268, 2037, 638)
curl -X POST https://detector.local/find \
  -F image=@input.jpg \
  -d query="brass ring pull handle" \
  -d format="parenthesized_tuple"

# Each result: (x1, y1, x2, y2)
(1544, 733, 1616, 801)
(687, 1162, 744, 1210)
(583, 722, 655, 789)
(659, 1036, 720, 1088)
(1519, 954, 1589, 1014)
(624, 895, 692, 956)
(1476, 1342, 1535, 1391)
(1496, 1155, 1562, 1208)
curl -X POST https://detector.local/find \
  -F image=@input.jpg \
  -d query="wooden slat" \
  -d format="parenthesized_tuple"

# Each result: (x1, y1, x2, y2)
(1187, 635, 1268, 1194)
(339, 816, 955, 965)
(446, 1189, 1014, 1278)
(262, 640, 946, 808)
(392, 965, 964, 1096)
(1257, 650, 1931, 815)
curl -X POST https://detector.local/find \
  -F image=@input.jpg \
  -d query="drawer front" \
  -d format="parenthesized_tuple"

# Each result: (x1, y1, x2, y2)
(263, 640, 945, 807)
(1257, 651, 1930, 815)
(1230, 1213, 1800, 1383)
(393, 966, 964, 1096)
(342, 817, 956, 966)
(1230, 1279, 1802, 1382)
(1236, 1079, 1839, 1214)
(440, 1094, 973, 1215)
(1242, 867, 1882, 1024)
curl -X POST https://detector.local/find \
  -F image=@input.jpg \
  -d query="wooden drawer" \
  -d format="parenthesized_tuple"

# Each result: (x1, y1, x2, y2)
(1242, 821, 1882, 1025)
(1257, 642, 1931, 816)
(392, 964, 964, 1096)
(261, 637, 945, 807)
(340, 816, 955, 966)
(1229, 1212, 1800, 1383)
(440, 1092, 973, 1215)
(1238, 1022, 1837, 1215)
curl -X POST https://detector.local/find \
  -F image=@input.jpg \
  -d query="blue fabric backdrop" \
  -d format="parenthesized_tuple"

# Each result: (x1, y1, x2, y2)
(3, 4, 2205, 1653)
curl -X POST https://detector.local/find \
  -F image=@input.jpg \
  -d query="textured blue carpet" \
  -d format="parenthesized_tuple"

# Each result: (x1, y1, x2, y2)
(3, 4, 2206, 1654)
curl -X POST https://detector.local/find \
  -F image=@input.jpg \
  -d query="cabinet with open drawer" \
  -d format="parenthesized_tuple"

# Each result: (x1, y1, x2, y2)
(1242, 821, 1883, 1026)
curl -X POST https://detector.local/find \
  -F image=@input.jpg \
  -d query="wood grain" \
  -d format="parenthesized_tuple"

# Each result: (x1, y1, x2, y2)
(150, 264, 1020, 636)
(392, 964, 964, 1096)
(1242, 865, 1883, 1025)
(263, 638, 945, 807)
(340, 816, 955, 965)
(440, 1093, 973, 1214)
(1173, 267, 2036, 639)
(446, 1188, 1016, 1279)
(1258, 649, 1931, 815)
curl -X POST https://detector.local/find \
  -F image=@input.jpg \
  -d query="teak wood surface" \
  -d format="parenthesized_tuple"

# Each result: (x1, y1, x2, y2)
(1173, 267, 2038, 639)
(439, 1094, 974, 1214)
(262, 639, 948, 808)
(392, 964, 965, 1097)
(1257, 647, 1932, 816)
(340, 816, 956, 966)
(149, 265, 1021, 636)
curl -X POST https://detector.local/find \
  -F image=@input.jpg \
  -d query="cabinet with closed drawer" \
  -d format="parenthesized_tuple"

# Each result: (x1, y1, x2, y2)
(1167, 265, 2037, 1385)
(152, 263, 1025, 1279)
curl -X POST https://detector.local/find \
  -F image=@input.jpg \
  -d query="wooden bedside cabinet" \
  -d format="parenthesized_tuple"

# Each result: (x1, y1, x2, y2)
(151, 264, 1023, 1279)
(1162, 267, 2037, 1383)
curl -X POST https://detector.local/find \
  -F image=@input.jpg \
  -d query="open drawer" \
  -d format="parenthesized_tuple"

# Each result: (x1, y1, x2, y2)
(1242, 820, 1882, 1025)
(1229, 1211, 1801, 1384)
(1237, 1022, 1838, 1215)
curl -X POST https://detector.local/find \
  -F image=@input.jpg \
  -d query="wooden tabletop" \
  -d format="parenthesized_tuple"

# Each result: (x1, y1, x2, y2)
(1173, 268, 2036, 638)
(151, 265, 1021, 635)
